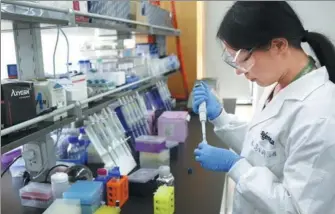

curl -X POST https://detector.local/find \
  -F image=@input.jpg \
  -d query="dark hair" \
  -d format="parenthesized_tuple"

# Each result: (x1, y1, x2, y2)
(217, 1, 335, 83)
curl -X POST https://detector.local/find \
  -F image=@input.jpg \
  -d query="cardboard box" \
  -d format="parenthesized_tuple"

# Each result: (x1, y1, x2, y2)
(88, 1, 131, 26)
(37, 1, 88, 23)
(131, 1, 173, 30)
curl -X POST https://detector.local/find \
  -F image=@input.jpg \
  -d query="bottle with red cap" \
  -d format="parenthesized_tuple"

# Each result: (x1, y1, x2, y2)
(94, 168, 109, 202)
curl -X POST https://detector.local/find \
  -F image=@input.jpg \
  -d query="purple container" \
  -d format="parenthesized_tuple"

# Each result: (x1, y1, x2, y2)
(1, 148, 22, 168)
(135, 135, 166, 153)
(158, 111, 190, 143)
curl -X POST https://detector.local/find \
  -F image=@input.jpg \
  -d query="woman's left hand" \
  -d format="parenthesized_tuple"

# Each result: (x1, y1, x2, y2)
(194, 141, 242, 172)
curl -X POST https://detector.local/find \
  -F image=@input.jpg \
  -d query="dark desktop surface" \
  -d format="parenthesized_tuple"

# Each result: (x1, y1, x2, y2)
(1, 117, 226, 214)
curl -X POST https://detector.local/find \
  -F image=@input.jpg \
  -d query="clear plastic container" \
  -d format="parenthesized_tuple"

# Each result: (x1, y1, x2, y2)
(140, 150, 170, 169)
(128, 168, 159, 183)
(67, 136, 82, 160)
(102, 60, 117, 73)
(95, 58, 103, 74)
(79, 60, 87, 73)
(56, 127, 79, 159)
(78, 60, 91, 74)
(78, 127, 90, 148)
(43, 199, 81, 214)
(156, 166, 174, 187)
(19, 182, 53, 209)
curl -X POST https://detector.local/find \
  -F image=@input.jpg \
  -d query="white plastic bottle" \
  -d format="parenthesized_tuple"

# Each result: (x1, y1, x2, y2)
(51, 172, 70, 199)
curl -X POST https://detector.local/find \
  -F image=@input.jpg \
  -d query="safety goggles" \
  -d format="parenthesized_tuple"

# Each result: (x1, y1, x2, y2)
(221, 47, 256, 73)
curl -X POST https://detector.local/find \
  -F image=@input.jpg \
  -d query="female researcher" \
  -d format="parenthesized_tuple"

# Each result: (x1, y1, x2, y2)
(193, 2, 335, 214)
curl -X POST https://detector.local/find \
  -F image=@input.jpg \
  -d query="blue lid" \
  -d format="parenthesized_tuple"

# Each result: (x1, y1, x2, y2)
(68, 136, 79, 144)
(84, 60, 90, 63)
(53, 83, 63, 89)
(78, 60, 86, 64)
(79, 127, 86, 134)
(109, 167, 121, 178)
(63, 181, 103, 205)
(100, 79, 106, 84)
(7, 64, 18, 78)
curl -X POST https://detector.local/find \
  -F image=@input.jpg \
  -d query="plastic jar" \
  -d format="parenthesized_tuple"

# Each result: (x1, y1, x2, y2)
(78, 60, 91, 74)
(51, 172, 70, 199)
(156, 165, 174, 187)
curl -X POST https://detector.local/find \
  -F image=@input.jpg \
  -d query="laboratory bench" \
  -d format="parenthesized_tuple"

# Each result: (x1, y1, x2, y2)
(1, 116, 226, 214)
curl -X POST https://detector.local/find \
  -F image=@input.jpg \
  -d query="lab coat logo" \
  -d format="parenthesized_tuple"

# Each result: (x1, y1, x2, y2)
(261, 131, 275, 145)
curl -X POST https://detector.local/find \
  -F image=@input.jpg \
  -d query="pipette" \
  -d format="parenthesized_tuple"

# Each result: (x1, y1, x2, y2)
(199, 102, 207, 143)
(187, 82, 208, 175)
(196, 83, 207, 143)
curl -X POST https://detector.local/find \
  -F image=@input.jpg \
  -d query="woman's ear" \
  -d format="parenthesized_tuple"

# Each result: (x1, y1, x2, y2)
(270, 38, 289, 55)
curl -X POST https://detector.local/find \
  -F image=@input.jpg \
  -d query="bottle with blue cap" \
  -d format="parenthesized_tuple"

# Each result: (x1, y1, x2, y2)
(78, 127, 90, 148)
(67, 136, 82, 160)
(108, 167, 121, 181)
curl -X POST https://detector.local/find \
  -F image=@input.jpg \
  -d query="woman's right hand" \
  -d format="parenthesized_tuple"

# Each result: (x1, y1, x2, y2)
(192, 82, 222, 120)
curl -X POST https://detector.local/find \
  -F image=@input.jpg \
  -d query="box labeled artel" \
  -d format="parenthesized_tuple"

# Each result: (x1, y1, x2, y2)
(1, 81, 36, 129)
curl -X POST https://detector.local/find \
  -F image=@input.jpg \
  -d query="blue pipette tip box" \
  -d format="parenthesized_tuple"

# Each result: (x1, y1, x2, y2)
(63, 181, 103, 205)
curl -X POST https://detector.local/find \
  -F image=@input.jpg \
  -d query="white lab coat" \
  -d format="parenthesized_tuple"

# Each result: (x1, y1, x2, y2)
(212, 66, 335, 214)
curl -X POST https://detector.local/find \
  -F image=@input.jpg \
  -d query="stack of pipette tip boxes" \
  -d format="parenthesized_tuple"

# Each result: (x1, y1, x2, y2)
(94, 205, 121, 214)
(135, 135, 170, 169)
(154, 185, 175, 214)
(19, 182, 53, 209)
(43, 199, 81, 214)
(63, 181, 103, 214)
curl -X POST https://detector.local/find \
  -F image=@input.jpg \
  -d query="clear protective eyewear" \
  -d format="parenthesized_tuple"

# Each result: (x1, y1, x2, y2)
(221, 47, 256, 73)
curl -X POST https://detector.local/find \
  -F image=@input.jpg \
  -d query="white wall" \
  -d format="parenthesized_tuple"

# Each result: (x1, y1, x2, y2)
(203, 1, 335, 106)
(290, 1, 335, 45)
(203, 1, 252, 101)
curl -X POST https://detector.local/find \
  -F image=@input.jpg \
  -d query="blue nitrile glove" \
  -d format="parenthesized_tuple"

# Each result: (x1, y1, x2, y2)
(192, 82, 222, 120)
(194, 142, 241, 172)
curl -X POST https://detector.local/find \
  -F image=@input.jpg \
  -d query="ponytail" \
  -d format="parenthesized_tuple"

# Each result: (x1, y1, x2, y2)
(305, 32, 335, 83)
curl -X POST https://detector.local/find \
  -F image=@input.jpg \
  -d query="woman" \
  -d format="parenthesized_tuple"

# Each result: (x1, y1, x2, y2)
(193, 2, 335, 214)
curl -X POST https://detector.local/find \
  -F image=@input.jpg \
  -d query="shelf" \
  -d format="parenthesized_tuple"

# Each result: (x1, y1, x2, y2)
(1, 116, 76, 155)
(1, 0, 180, 36)
(1, 70, 177, 154)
